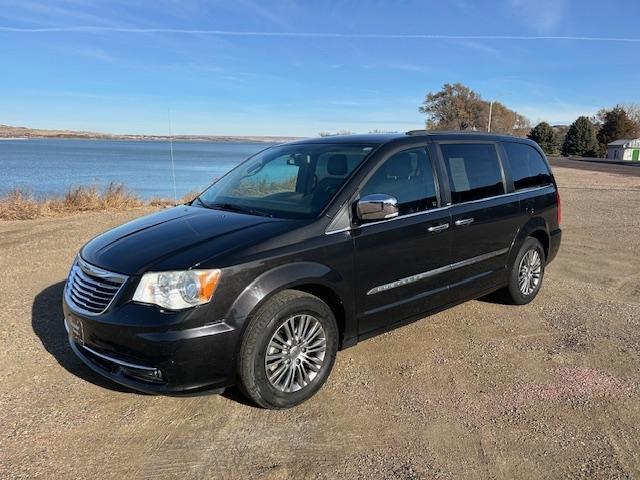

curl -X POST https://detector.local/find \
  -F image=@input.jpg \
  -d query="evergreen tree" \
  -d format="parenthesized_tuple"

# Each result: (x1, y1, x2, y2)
(562, 116, 599, 157)
(527, 122, 558, 154)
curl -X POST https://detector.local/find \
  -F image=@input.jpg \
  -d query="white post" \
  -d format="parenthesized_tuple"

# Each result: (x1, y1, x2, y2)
(487, 101, 493, 132)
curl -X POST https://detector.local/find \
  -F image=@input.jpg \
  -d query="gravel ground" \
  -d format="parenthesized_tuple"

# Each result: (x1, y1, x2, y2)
(1, 164, 639, 479)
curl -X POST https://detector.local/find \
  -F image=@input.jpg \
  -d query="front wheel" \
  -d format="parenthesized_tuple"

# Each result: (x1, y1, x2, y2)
(501, 236, 546, 305)
(237, 290, 338, 409)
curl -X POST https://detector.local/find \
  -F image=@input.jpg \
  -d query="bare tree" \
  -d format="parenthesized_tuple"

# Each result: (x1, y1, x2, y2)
(419, 83, 530, 135)
(622, 103, 640, 127)
(419, 83, 485, 131)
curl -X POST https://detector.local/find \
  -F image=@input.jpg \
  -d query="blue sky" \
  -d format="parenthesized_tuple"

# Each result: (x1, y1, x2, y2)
(1, 0, 639, 136)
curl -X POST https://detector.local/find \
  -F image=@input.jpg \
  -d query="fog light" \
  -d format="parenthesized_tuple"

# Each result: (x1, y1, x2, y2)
(121, 366, 165, 384)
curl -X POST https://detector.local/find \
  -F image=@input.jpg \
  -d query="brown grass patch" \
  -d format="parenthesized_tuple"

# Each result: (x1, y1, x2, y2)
(0, 183, 153, 220)
(149, 190, 199, 207)
(0, 189, 44, 220)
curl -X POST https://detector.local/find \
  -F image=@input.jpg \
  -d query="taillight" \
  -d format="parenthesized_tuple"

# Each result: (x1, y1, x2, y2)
(556, 190, 562, 225)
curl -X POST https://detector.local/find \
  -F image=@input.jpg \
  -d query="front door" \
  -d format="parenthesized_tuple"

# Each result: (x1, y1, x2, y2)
(352, 146, 454, 335)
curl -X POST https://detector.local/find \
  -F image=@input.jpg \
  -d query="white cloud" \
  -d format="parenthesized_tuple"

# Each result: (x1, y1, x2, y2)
(508, 0, 568, 32)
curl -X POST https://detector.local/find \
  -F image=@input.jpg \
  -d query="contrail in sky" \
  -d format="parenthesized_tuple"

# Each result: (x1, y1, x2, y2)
(0, 26, 639, 42)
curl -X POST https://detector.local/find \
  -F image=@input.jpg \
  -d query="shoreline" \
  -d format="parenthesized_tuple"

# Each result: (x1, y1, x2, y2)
(0, 135, 300, 143)
(0, 123, 302, 143)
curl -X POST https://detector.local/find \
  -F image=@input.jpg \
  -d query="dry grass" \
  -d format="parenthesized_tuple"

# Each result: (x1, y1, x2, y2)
(0, 182, 189, 221)
(0, 189, 43, 220)
(149, 190, 200, 207)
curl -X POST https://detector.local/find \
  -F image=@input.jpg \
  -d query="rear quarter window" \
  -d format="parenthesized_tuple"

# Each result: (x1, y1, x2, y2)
(440, 143, 505, 203)
(503, 142, 552, 191)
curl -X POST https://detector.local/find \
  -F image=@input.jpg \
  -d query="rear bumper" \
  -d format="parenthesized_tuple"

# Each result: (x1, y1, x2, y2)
(548, 228, 562, 264)
(63, 298, 240, 394)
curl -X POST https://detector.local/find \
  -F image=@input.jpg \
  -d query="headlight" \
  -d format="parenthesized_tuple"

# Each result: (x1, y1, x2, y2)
(133, 269, 221, 310)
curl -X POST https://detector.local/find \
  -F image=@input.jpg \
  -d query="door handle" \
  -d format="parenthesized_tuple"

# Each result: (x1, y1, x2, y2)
(455, 218, 474, 226)
(427, 223, 449, 232)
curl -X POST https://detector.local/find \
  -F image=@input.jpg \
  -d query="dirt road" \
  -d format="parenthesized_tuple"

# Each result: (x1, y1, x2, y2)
(1, 165, 639, 479)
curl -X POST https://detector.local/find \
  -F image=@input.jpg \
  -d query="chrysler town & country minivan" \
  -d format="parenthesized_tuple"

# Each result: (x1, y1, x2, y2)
(63, 131, 561, 408)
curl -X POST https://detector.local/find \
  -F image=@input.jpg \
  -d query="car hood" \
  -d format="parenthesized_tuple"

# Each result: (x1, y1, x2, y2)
(81, 205, 295, 275)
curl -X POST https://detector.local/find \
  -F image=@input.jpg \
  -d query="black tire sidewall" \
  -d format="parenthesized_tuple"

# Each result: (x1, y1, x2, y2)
(508, 237, 546, 305)
(239, 291, 338, 409)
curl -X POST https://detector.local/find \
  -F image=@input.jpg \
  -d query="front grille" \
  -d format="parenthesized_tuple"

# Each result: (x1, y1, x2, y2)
(65, 257, 128, 315)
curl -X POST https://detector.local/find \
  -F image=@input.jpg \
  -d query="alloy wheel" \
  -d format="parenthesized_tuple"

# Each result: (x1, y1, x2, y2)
(518, 249, 542, 296)
(264, 314, 327, 393)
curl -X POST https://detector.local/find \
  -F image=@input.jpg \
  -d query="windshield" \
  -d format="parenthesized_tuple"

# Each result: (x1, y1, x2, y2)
(196, 143, 375, 219)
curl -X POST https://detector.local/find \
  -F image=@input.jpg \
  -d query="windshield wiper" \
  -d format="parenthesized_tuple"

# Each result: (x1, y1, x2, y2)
(192, 196, 209, 208)
(208, 202, 272, 217)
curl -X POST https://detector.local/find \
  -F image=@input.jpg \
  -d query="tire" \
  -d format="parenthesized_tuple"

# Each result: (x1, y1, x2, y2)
(237, 290, 339, 409)
(501, 236, 546, 305)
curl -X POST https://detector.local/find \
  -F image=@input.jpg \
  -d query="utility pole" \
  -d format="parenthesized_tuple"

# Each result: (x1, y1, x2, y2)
(487, 101, 493, 132)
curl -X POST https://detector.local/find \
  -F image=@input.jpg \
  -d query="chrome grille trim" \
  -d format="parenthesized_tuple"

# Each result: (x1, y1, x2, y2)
(64, 257, 128, 316)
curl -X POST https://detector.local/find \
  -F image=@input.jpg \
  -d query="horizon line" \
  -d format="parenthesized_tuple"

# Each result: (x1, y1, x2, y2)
(1, 26, 640, 43)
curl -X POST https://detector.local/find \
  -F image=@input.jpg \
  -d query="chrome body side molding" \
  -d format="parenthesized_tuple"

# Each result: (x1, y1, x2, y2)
(366, 247, 509, 295)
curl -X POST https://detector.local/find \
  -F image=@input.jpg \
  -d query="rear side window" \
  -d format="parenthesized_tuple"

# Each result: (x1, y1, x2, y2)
(503, 142, 553, 191)
(440, 143, 505, 203)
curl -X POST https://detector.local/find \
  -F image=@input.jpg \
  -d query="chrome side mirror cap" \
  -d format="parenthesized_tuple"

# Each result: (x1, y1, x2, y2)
(356, 194, 399, 222)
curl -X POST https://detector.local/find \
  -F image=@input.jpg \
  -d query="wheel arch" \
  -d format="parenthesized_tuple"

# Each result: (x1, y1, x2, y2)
(508, 218, 550, 267)
(528, 229, 549, 259)
(226, 262, 355, 354)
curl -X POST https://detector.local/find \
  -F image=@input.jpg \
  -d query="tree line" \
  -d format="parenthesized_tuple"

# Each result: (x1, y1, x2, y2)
(528, 107, 640, 157)
(420, 83, 640, 158)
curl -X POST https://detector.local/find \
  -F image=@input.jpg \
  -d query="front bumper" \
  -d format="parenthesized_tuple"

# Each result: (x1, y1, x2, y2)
(63, 298, 240, 395)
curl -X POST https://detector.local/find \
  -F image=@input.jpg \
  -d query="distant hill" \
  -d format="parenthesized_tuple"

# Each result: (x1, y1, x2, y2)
(0, 124, 301, 143)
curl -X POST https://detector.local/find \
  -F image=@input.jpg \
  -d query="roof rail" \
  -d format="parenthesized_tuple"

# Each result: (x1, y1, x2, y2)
(406, 129, 509, 136)
(405, 130, 429, 135)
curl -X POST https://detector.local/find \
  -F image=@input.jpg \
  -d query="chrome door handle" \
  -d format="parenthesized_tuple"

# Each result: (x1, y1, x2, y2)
(455, 218, 474, 226)
(427, 223, 449, 232)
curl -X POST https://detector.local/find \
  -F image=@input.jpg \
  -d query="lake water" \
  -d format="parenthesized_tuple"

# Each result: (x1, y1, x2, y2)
(0, 139, 273, 199)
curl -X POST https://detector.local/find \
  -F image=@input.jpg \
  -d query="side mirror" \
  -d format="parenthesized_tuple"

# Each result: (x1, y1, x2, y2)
(356, 194, 399, 222)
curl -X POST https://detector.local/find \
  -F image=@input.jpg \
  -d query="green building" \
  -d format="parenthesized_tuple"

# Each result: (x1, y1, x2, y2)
(607, 138, 640, 161)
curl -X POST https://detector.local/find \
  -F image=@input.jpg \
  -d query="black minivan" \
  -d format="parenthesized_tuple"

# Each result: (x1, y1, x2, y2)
(63, 131, 561, 408)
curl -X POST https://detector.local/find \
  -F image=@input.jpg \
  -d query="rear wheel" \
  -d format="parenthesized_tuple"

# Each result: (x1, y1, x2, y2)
(501, 236, 546, 305)
(237, 290, 338, 409)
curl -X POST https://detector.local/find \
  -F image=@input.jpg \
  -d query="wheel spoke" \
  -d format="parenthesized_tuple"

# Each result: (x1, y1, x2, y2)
(298, 363, 310, 385)
(305, 340, 326, 354)
(282, 320, 295, 343)
(271, 331, 288, 347)
(269, 363, 288, 385)
(302, 322, 319, 344)
(301, 356, 322, 372)
(297, 315, 307, 340)
(266, 351, 286, 365)
(289, 317, 299, 341)
(284, 365, 296, 392)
